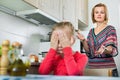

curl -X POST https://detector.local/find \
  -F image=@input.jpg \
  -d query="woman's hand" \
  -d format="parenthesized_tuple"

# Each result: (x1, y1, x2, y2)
(95, 46, 105, 56)
(95, 46, 113, 56)
(76, 30, 85, 41)
(50, 31, 59, 50)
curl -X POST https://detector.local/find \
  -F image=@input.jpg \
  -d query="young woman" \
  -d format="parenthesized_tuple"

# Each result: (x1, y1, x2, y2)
(77, 3, 118, 69)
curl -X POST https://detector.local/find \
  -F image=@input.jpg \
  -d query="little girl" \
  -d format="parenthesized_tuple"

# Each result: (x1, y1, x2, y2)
(38, 21, 88, 76)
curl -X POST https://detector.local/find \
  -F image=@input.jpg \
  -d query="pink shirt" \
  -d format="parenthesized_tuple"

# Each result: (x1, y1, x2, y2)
(38, 47, 88, 76)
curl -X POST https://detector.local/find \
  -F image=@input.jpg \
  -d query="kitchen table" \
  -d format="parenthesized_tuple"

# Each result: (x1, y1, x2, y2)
(0, 74, 120, 80)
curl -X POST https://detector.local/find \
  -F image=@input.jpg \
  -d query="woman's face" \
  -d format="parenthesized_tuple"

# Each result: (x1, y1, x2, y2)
(94, 6, 105, 23)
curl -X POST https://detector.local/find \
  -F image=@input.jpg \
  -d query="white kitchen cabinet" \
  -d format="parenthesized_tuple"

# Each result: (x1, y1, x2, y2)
(62, 0, 78, 29)
(24, 0, 39, 8)
(23, 0, 87, 29)
(38, 0, 78, 29)
(23, 0, 77, 29)
(76, 0, 88, 27)
(24, 0, 62, 21)
(38, 0, 62, 21)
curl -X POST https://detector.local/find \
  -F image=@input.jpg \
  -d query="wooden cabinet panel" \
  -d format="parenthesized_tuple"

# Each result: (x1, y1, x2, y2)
(38, 0, 62, 20)
(77, 0, 88, 27)
(62, 0, 78, 29)
(24, 0, 39, 8)
(23, 0, 88, 29)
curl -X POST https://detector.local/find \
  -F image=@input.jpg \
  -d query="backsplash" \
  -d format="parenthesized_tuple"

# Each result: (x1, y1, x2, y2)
(0, 11, 53, 55)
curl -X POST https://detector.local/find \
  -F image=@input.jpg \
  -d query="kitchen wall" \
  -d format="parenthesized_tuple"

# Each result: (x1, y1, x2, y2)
(87, 0, 120, 76)
(0, 11, 52, 55)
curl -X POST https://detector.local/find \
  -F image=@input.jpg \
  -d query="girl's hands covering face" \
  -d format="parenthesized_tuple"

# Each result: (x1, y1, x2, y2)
(58, 31, 71, 48)
(50, 31, 59, 50)
(50, 30, 71, 52)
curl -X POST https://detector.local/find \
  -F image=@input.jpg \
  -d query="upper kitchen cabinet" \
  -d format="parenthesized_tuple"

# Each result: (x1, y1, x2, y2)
(24, 0, 39, 8)
(62, 0, 78, 29)
(76, 0, 88, 28)
(23, 0, 87, 29)
(24, 0, 62, 21)
(38, 0, 62, 21)
(23, 0, 77, 29)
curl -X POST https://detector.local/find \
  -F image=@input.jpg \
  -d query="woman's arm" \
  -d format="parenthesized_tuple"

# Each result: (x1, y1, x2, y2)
(95, 45, 112, 55)
(96, 26, 118, 57)
(103, 46, 113, 54)
(81, 39, 89, 52)
(77, 32, 89, 52)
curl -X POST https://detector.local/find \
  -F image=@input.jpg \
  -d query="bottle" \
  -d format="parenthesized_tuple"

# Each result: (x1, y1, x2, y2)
(0, 40, 10, 75)
(8, 41, 22, 64)
(7, 41, 27, 76)
(8, 58, 27, 76)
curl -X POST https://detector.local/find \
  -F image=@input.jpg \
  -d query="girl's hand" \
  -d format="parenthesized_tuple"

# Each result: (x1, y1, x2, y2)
(50, 31, 59, 50)
(58, 31, 71, 48)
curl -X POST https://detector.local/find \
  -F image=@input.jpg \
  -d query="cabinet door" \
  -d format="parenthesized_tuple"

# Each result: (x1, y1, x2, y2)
(38, 0, 62, 20)
(23, 0, 39, 8)
(77, 0, 88, 26)
(63, 0, 78, 29)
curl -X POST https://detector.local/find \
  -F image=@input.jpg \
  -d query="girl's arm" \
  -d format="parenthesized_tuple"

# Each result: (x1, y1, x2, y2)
(38, 48, 56, 75)
(63, 47, 88, 75)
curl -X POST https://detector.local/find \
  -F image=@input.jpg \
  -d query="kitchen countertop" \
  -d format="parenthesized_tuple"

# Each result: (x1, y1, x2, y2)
(0, 74, 120, 80)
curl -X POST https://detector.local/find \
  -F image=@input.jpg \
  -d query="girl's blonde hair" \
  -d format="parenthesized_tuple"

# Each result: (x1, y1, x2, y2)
(91, 3, 108, 23)
(52, 21, 75, 37)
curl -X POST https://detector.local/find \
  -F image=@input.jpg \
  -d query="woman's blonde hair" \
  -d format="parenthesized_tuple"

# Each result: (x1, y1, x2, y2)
(52, 21, 75, 37)
(91, 3, 108, 23)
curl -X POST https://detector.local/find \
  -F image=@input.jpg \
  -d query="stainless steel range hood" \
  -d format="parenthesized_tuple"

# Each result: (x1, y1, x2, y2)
(16, 9, 59, 25)
(0, 0, 59, 25)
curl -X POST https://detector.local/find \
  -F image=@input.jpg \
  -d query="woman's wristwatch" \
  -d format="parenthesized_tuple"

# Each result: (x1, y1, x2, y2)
(81, 39, 85, 42)
(104, 47, 109, 53)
